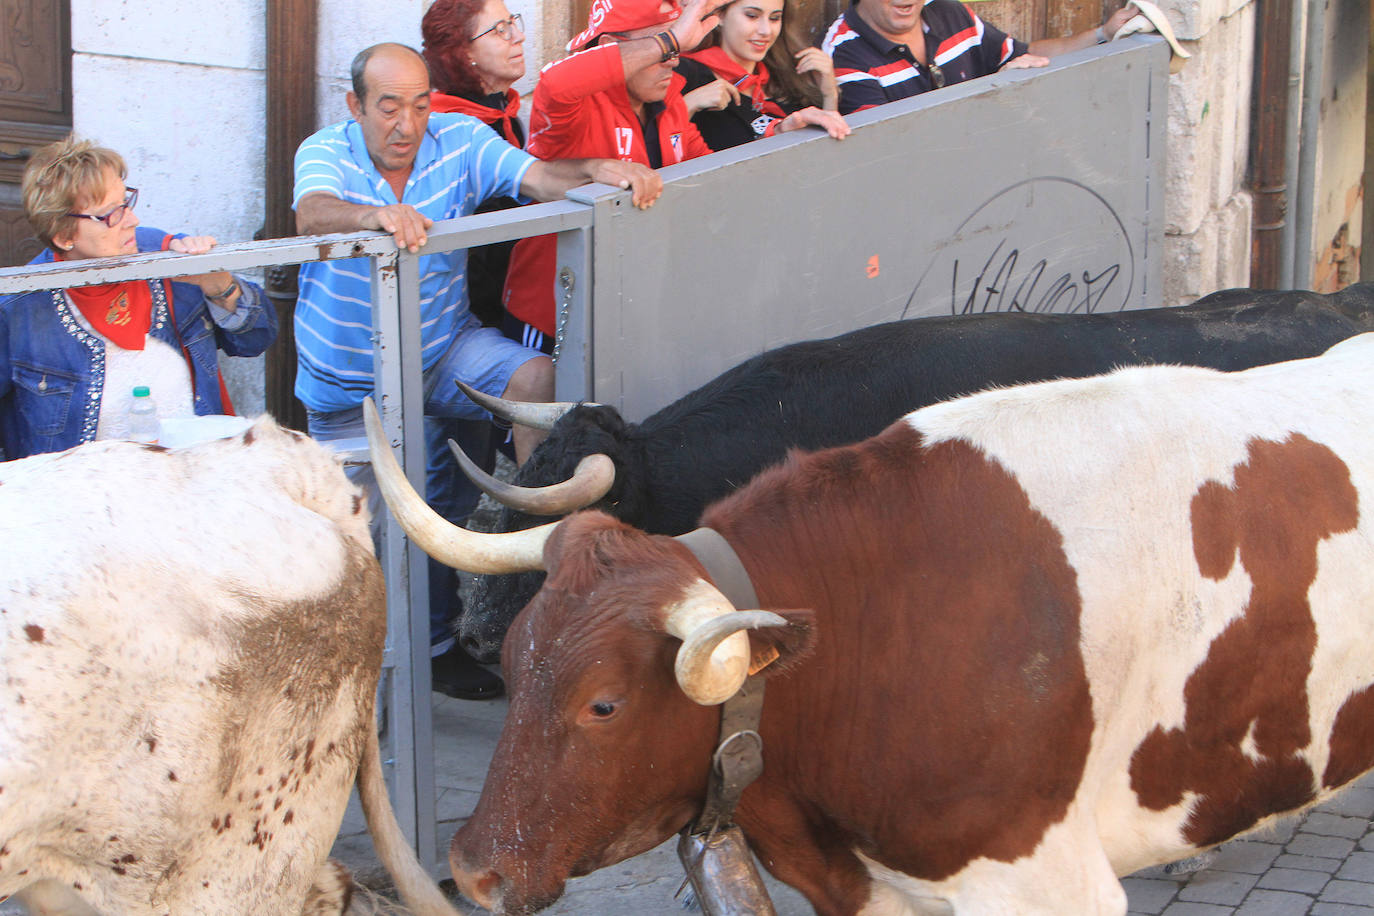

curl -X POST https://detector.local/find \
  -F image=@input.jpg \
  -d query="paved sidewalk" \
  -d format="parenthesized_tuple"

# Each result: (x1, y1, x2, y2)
(328, 693, 1374, 915)
(1121, 771, 1374, 915)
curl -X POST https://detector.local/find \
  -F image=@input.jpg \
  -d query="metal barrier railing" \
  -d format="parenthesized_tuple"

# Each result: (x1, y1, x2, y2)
(0, 197, 596, 870)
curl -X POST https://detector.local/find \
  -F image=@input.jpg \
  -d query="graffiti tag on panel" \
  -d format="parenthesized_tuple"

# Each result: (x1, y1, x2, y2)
(903, 177, 1135, 319)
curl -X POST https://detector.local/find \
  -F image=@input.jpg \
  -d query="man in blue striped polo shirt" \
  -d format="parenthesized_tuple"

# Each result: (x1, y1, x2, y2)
(294, 42, 661, 699)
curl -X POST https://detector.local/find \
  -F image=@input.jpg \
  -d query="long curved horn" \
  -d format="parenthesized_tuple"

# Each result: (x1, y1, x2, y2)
(663, 580, 788, 705)
(447, 440, 615, 515)
(363, 397, 555, 573)
(456, 380, 586, 431)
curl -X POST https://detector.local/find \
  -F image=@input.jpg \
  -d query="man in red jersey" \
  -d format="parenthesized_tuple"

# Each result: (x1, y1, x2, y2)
(502, 0, 723, 352)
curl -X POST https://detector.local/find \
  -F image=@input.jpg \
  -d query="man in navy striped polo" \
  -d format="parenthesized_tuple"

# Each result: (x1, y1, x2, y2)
(822, 0, 1136, 116)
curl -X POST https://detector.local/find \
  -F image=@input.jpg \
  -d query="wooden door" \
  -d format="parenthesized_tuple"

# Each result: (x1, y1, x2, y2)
(0, 0, 72, 268)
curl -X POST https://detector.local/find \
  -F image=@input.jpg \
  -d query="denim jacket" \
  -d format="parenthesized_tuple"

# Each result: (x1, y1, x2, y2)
(0, 227, 277, 460)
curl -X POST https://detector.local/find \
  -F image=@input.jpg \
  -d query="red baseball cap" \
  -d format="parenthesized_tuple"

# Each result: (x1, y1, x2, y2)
(566, 0, 682, 52)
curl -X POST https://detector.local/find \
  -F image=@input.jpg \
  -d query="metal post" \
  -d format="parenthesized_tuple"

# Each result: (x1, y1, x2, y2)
(552, 225, 594, 400)
(370, 248, 438, 867)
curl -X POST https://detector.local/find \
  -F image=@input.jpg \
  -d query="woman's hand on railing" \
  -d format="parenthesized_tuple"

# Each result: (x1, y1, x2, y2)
(775, 107, 851, 141)
(167, 235, 241, 309)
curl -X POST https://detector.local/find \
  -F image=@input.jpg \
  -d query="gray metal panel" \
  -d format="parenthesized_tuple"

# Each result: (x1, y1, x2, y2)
(586, 38, 1169, 421)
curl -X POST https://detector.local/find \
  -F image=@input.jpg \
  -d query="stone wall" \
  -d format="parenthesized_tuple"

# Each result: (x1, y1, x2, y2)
(68, 0, 539, 415)
(1158, 0, 1255, 307)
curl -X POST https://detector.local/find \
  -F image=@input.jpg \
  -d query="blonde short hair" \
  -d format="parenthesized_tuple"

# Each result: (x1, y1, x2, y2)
(21, 137, 127, 250)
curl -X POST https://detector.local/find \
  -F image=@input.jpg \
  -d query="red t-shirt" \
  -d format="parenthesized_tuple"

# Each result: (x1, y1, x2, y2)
(505, 45, 711, 335)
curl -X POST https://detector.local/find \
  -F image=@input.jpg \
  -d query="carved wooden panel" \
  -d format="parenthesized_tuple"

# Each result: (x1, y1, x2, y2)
(0, 0, 70, 267)
(0, 0, 71, 122)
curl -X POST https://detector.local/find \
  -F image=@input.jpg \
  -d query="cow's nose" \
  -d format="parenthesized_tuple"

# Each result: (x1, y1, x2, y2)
(450, 862, 502, 910)
(458, 628, 501, 664)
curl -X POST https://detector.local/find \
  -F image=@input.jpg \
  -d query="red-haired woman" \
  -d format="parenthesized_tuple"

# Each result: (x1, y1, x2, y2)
(422, 0, 529, 329)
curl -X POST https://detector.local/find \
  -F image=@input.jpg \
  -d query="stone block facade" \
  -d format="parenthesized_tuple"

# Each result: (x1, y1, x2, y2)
(1160, 0, 1256, 306)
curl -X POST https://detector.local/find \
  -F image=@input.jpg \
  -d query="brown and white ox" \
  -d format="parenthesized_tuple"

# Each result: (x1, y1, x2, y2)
(0, 421, 459, 916)
(368, 333, 1374, 915)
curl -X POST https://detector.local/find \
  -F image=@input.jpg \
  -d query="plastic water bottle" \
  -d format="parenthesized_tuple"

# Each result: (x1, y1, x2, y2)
(127, 386, 160, 445)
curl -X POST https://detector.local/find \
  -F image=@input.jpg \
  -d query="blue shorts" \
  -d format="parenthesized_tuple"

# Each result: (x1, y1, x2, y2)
(422, 315, 546, 420)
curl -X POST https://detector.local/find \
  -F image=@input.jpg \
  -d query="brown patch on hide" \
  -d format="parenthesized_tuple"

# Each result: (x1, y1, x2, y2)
(702, 423, 1096, 886)
(1130, 434, 1358, 846)
(242, 428, 256, 446)
(1324, 685, 1374, 788)
(208, 545, 385, 798)
(23, 625, 44, 643)
(352, 494, 362, 515)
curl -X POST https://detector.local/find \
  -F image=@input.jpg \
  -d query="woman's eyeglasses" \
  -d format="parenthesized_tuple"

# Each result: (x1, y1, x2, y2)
(67, 187, 139, 228)
(472, 13, 524, 42)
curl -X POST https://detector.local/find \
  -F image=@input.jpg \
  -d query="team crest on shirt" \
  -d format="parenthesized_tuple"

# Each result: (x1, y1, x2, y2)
(669, 133, 682, 161)
(107, 290, 132, 326)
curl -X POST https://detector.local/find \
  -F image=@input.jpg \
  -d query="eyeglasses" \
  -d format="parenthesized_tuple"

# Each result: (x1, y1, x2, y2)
(67, 187, 139, 228)
(472, 12, 524, 42)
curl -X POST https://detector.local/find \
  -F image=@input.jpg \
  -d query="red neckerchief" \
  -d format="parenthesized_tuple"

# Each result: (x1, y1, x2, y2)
(431, 89, 523, 147)
(54, 250, 152, 350)
(683, 47, 787, 119)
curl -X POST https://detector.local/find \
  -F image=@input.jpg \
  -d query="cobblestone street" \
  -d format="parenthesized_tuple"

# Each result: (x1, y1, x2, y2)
(1122, 770, 1374, 915)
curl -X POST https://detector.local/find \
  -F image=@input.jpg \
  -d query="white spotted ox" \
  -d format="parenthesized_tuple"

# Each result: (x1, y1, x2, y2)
(0, 421, 458, 916)
(372, 334, 1374, 914)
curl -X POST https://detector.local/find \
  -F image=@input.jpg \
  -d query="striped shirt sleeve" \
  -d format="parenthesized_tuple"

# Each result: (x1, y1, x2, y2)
(293, 128, 350, 208)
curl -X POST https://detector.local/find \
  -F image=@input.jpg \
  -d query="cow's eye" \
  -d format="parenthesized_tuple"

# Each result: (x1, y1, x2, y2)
(589, 701, 617, 719)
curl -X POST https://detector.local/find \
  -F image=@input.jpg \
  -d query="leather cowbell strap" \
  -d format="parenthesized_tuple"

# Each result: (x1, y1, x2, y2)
(677, 527, 766, 834)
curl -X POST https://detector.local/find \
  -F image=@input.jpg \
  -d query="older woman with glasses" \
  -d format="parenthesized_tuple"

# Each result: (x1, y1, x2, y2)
(423, 0, 527, 148)
(0, 136, 276, 460)
(422, 0, 528, 338)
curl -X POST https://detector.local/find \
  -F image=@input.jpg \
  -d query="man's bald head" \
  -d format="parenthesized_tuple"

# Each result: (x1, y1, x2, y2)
(346, 43, 434, 178)
(351, 43, 431, 108)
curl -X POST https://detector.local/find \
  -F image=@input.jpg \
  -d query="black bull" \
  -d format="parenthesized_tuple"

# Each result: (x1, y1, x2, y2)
(462, 282, 1374, 661)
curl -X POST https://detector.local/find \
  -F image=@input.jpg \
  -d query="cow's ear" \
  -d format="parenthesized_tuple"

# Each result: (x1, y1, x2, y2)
(747, 609, 817, 678)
